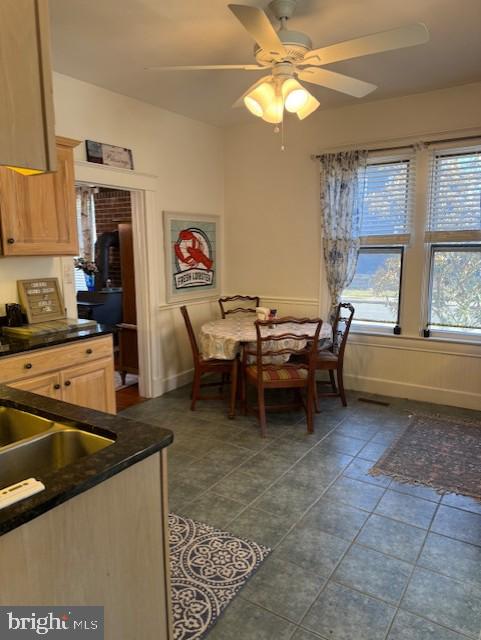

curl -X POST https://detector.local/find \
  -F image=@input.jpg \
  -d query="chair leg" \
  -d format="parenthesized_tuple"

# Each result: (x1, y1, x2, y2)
(228, 360, 238, 419)
(258, 387, 267, 438)
(329, 369, 337, 393)
(306, 385, 314, 434)
(337, 366, 347, 407)
(314, 381, 321, 413)
(241, 369, 247, 415)
(190, 368, 201, 411)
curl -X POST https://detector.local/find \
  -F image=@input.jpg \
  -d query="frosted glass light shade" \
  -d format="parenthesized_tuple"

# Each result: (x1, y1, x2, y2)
(262, 95, 284, 123)
(244, 82, 275, 118)
(296, 93, 320, 120)
(282, 78, 309, 113)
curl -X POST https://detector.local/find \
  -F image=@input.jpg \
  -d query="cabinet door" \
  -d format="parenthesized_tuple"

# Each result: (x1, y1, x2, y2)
(0, 140, 79, 256)
(9, 371, 62, 400)
(60, 357, 116, 414)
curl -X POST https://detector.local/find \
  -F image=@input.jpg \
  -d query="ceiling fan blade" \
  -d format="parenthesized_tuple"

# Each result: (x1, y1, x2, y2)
(145, 64, 264, 71)
(232, 75, 272, 108)
(303, 23, 429, 66)
(298, 68, 377, 98)
(228, 4, 287, 58)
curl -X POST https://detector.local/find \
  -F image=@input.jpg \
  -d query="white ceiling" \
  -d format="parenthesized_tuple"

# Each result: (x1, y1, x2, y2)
(49, 0, 481, 127)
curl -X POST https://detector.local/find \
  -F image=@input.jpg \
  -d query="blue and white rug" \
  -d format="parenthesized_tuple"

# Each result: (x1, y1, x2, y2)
(169, 513, 271, 640)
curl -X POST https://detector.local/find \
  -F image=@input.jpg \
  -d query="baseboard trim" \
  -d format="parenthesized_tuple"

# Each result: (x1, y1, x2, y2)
(344, 373, 481, 411)
(152, 368, 193, 397)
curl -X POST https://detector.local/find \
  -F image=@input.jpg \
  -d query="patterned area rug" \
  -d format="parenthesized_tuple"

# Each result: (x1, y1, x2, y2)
(169, 513, 270, 640)
(370, 413, 481, 500)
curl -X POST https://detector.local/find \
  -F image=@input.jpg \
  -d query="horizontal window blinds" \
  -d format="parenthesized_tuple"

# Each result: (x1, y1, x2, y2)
(359, 158, 414, 244)
(426, 148, 481, 242)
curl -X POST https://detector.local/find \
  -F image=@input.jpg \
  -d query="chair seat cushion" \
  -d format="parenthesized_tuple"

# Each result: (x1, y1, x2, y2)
(246, 365, 308, 383)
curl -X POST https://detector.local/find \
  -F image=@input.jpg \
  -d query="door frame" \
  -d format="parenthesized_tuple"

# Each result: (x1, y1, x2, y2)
(67, 160, 159, 398)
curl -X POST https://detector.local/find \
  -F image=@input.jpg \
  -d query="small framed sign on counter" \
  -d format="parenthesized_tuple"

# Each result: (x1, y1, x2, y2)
(17, 278, 65, 324)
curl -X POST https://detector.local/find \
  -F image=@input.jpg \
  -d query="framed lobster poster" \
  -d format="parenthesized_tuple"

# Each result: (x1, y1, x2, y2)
(163, 211, 221, 302)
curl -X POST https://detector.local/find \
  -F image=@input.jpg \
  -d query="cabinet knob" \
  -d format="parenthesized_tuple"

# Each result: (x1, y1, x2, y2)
(54, 383, 61, 390)
(7, 238, 15, 244)
(86, 348, 93, 355)
(24, 363, 32, 370)
(64, 380, 71, 387)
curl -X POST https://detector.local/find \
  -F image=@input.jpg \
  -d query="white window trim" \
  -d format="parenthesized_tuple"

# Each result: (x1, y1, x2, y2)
(347, 152, 412, 333)
(346, 142, 481, 344)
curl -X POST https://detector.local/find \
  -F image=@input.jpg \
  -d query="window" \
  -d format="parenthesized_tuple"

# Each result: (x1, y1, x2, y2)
(339, 140, 481, 340)
(428, 246, 481, 336)
(359, 159, 412, 242)
(342, 155, 413, 330)
(426, 148, 481, 337)
(343, 247, 403, 326)
(427, 149, 481, 240)
(75, 187, 97, 292)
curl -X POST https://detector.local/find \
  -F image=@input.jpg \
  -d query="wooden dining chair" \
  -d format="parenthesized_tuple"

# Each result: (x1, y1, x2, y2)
(314, 302, 355, 409)
(218, 295, 260, 318)
(241, 317, 323, 437)
(180, 306, 238, 418)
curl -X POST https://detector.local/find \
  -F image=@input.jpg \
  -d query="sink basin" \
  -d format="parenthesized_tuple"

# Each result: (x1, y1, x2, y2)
(0, 407, 54, 447)
(0, 429, 114, 488)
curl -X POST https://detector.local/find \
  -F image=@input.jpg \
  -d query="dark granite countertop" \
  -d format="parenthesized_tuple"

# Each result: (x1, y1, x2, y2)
(0, 324, 114, 358)
(0, 386, 173, 536)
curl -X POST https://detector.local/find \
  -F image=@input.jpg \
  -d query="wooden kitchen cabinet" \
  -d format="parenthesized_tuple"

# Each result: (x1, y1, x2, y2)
(0, 0, 56, 173)
(4, 336, 116, 414)
(10, 371, 62, 401)
(0, 137, 80, 256)
(61, 358, 115, 414)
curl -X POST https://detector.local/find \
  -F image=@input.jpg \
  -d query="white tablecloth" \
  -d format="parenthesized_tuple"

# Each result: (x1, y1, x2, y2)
(199, 316, 332, 361)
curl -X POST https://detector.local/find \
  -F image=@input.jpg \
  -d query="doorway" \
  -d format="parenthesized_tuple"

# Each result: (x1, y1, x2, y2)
(63, 160, 159, 403)
(74, 183, 145, 411)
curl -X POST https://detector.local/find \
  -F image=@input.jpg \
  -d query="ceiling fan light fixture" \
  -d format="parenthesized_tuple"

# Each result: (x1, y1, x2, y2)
(282, 78, 309, 113)
(296, 93, 320, 120)
(262, 93, 284, 123)
(243, 81, 275, 117)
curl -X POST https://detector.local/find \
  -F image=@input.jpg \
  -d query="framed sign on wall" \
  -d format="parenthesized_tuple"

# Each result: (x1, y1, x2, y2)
(163, 212, 221, 302)
(85, 140, 134, 170)
(17, 278, 65, 324)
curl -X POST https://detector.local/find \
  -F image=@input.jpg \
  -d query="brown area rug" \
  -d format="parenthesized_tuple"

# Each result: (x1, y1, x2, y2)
(370, 413, 481, 501)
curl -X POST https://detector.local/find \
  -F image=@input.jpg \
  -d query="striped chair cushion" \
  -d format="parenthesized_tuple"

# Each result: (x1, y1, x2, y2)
(246, 365, 308, 383)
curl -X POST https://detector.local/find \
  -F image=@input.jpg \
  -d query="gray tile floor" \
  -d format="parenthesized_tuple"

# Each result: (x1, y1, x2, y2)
(121, 386, 481, 640)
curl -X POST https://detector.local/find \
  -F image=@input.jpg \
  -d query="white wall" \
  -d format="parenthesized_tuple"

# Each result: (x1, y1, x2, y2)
(224, 81, 481, 410)
(0, 72, 224, 396)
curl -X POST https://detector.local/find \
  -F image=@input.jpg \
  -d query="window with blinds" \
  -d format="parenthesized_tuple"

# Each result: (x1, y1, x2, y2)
(426, 148, 481, 242)
(359, 158, 413, 244)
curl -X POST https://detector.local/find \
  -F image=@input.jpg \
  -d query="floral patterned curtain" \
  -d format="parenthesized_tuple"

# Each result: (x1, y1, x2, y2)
(319, 150, 367, 320)
(75, 186, 96, 260)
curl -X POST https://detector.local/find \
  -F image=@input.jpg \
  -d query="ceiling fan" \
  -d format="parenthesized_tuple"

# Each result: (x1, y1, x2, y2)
(146, 0, 429, 124)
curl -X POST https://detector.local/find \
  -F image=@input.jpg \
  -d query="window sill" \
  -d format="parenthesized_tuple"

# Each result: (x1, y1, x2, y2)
(350, 328, 481, 348)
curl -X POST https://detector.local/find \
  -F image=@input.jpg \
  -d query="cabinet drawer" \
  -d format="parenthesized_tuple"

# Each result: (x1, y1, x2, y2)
(0, 335, 113, 384)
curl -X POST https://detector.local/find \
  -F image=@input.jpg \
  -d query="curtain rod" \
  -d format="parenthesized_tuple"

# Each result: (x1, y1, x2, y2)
(311, 133, 481, 160)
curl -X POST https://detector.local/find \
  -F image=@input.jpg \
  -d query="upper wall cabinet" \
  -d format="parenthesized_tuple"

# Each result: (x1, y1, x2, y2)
(0, 0, 57, 174)
(0, 137, 80, 256)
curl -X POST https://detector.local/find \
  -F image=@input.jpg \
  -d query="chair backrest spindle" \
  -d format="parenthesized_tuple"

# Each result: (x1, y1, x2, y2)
(331, 303, 355, 359)
(219, 295, 260, 318)
(180, 305, 200, 360)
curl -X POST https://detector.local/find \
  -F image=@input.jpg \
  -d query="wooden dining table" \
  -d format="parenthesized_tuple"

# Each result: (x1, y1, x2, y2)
(200, 316, 332, 363)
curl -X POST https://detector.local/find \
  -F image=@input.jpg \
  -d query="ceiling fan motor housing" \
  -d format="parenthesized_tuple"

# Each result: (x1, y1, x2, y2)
(255, 29, 312, 65)
(268, 0, 297, 20)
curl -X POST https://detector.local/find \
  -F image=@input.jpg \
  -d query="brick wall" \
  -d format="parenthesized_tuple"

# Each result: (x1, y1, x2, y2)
(93, 188, 132, 287)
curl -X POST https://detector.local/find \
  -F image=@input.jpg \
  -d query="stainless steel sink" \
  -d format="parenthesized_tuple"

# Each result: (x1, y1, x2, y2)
(0, 407, 54, 447)
(0, 408, 115, 489)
